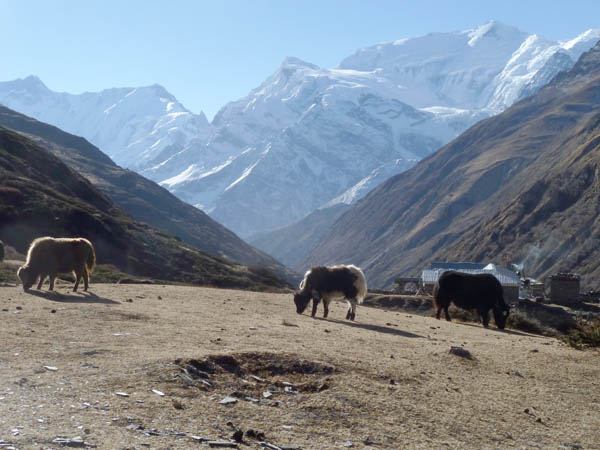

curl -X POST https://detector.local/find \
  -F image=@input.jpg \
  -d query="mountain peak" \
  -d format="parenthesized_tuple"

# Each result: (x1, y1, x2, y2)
(466, 20, 525, 46)
(281, 57, 319, 70)
(18, 75, 48, 91)
(144, 83, 176, 100)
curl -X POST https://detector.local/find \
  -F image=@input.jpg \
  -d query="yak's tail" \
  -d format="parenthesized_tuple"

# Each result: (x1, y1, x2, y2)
(86, 241, 96, 273)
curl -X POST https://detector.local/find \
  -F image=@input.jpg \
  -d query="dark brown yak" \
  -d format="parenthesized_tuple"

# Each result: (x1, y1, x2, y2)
(433, 270, 510, 329)
(17, 237, 96, 292)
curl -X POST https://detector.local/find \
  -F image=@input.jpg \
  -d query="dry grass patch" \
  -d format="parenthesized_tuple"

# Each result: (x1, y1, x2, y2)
(562, 318, 600, 349)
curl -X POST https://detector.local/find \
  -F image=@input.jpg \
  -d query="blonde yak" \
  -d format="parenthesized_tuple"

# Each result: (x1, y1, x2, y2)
(17, 237, 96, 292)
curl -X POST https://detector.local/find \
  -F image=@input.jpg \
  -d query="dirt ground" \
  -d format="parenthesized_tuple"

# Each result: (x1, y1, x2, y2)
(0, 283, 599, 450)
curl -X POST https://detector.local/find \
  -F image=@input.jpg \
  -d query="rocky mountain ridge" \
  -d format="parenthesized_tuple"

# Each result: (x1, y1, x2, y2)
(301, 41, 600, 289)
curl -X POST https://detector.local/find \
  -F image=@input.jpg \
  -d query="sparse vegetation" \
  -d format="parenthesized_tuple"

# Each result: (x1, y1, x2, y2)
(562, 318, 600, 349)
(0, 262, 18, 284)
(506, 309, 556, 336)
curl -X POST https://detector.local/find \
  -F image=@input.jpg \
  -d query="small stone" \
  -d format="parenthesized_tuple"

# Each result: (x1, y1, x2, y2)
(262, 391, 273, 398)
(344, 441, 354, 447)
(449, 346, 473, 360)
(115, 392, 129, 397)
(232, 429, 244, 442)
(43, 366, 58, 371)
(51, 437, 88, 447)
(220, 396, 238, 405)
(172, 399, 184, 409)
(152, 389, 165, 397)
(190, 435, 209, 442)
(207, 441, 238, 448)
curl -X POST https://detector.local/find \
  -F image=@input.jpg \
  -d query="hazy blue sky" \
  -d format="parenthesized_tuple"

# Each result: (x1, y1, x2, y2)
(2, 0, 599, 120)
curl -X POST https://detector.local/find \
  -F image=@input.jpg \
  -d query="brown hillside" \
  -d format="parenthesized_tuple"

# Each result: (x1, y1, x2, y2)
(303, 41, 600, 288)
(0, 126, 288, 290)
(0, 105, 295, 282)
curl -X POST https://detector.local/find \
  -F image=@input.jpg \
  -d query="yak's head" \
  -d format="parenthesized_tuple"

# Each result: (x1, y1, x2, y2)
(17, 265, 35, 291)
(293, 290, 311, 314)
(493, 302, 511, 329)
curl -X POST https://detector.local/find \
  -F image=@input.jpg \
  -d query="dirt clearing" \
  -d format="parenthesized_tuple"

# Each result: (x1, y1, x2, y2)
(0, 283, 598, 449)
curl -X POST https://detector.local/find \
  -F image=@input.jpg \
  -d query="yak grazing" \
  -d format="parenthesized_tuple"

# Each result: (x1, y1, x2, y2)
(433, 270, 510, 329)
(294, 264, 367, 321)
(17, 237, 96, 292)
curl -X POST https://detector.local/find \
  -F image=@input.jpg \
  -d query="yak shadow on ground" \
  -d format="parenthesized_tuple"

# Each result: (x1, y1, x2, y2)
(315, 317, 424, 339)
(27, 290, 120, 304)
(457, 321, 551, 338)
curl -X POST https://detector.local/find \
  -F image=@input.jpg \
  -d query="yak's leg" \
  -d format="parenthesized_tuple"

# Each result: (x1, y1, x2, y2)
(73, 270, 82, 292)
(49, 274, 56, 291)
(480, 309, 490, 328)
(435, 305, 442, 320)
(36, 273, 46, 290)
(311, 298, 319, 318)
(345, 300, 356, 320)
(82, 267, 89, 291)
(311, 291, 322, 318)
(444, 305, 451, 321)
(323, 298, 330, 318)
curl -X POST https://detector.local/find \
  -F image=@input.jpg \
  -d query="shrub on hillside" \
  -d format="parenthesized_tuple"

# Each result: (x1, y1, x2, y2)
(506, 309, 556, 336)
(562, 318, 600, 349)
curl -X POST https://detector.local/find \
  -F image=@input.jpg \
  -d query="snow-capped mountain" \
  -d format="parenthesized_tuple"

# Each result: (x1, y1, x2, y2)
(155, 57, 472, 235)
(0, 76, 211, 169)
(338, 21, 600, 114)
(1, 21, 599, 238)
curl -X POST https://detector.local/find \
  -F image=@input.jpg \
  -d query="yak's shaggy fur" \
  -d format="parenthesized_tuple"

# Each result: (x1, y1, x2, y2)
(433, 271, 510, 329)
(17, 237, 96, 292)
(294, 264, 367, 320)
(0, 240, 4, 263)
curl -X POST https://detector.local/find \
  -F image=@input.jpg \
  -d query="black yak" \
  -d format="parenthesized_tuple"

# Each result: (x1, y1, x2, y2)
(433, 270, 510, 329)
(293, 265, 367, 321)
(17, 237, 96, 292)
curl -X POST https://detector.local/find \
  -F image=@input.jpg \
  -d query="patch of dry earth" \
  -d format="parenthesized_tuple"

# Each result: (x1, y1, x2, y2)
(0, 284, 598, 449)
